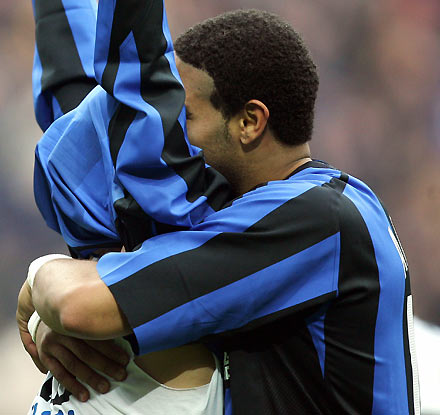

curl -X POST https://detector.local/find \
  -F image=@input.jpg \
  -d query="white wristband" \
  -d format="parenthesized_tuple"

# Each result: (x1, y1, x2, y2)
(28, 311, 42, 343)
(27, 254, 72, 289)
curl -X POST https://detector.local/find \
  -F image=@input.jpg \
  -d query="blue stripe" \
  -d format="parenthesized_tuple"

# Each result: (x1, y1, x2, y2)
(306, 305, 330, 378)
(224, 388, 233, 415)
(51, 96, 63, 121)
(195, 182, 318, 232)
(98, 230, 220, 286)
(34, 89, 122, 248)
(34, 139, 61, 233)
(131, 234, 339, 354)
(94, 0, 114, 85)
(289, 166, 343, 185)
(343, 177, 408, 414)
(112, 32, 149, 112)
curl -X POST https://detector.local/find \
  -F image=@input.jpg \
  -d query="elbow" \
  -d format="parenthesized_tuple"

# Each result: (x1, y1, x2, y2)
(33, 259, 114, 338)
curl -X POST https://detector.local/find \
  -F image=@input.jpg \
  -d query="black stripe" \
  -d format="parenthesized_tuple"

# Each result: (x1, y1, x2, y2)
(323, 192, 380, 413)
(52, 80, 96, 114)
(108, 104, 137, 165)
(205, 292, 337, 347)
(100, 0, 147, 95)
(402, 278, 415, 415)
(109, 178, 345, 328)
(68, 242, 123, 259)
(35, 0, 95, 114)
(227, 311, 337, 415)
(378, 200, 415, 413)
(114, 191, 188, 252)
(39, 376, 53, 401)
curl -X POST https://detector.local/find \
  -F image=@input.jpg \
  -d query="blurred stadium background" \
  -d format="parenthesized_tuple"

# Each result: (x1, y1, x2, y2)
(0, 0, 439, 413)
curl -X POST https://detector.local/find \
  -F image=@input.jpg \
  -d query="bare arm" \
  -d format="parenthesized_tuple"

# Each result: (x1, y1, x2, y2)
(33, 259, 131, 340)
(17, 263, 130, 402)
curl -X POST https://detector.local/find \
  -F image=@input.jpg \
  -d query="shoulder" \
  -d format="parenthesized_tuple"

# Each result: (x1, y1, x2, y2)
(195, 167, 347, 235)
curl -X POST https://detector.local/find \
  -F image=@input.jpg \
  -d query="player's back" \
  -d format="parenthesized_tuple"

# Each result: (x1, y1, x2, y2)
(217, 162, 418, 414)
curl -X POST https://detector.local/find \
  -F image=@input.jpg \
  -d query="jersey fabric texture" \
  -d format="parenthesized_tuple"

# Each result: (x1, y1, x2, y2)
(28, 338, 223, 415)
(31, 0, 419, 414)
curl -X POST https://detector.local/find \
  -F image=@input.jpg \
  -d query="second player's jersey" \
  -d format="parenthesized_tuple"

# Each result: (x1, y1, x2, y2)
(33, 0, 233, 257)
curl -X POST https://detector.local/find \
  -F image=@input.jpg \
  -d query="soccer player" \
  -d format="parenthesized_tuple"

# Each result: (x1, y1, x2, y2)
(18, 1, 420, 415)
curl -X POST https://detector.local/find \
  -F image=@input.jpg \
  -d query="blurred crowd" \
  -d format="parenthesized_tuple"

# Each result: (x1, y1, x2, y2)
(0, 0, 439, 411)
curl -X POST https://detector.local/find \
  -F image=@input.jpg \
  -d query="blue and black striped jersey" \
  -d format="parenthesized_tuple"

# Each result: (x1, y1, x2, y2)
(32, 0, 419, 414)
(97, 160, 419, 414)
(33, 0, 232, 257)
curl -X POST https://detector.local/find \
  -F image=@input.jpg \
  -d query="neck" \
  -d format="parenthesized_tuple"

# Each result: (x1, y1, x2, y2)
(234, 142, 312, 195)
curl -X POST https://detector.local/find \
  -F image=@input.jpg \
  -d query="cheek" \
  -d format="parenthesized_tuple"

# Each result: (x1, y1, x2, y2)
(186, 122, 205, 148)
(186, 116, 224, 150)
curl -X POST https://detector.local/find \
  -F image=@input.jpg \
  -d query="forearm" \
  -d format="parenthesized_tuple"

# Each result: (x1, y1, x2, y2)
(32, 259, 131, 340)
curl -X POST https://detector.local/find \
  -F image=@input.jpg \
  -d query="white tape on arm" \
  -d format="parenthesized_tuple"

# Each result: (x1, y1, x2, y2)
(28, 311, 42, 343)
(27, 254, 72, 289)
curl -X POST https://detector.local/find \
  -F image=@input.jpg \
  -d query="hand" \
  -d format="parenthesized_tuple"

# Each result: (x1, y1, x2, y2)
(16, 281, 46, 373)
(35, 321, 130, 402)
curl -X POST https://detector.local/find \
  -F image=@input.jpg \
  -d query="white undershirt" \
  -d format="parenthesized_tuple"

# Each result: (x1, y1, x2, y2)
(29, 338, 224, 415)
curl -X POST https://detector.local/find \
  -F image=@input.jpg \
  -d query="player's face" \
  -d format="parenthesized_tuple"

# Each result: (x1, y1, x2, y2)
(176, 58, 240, 178)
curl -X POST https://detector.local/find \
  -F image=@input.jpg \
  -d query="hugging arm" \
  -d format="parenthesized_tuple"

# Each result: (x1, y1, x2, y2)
(29, 184, 339, 351)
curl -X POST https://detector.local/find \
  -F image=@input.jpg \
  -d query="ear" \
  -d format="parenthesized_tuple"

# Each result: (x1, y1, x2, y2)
(239, 100, 270, 145)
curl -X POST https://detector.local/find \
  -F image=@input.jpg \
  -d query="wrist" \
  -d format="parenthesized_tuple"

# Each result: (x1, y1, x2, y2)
(28, 311, 42, 343)
(27, 254, 72, 289)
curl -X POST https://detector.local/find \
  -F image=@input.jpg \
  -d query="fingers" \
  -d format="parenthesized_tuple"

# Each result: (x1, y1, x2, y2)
(61, 337, 128, 382)
(85, 339, 130, 367)
(36, 323, 110, 401)
(41, 351, 90, 402)
(31, 355, 48, 374)
(45, 341, 114, 397)
(36, 324, 128, 400)
(35, 322, 130, 401)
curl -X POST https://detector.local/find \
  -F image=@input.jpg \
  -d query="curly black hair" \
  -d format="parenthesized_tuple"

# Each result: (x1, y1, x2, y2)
(174, 9, 319, 146)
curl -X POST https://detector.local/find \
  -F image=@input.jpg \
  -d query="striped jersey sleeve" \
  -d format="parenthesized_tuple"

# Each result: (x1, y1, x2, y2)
(33, 0, 232, 255)
(32, 0, 98, 131)
(97, 169, 343, 355)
